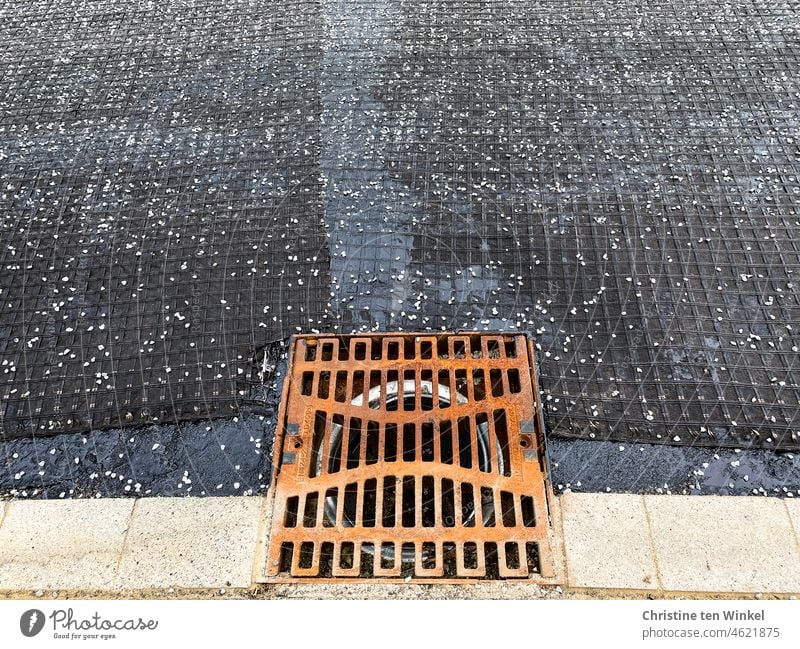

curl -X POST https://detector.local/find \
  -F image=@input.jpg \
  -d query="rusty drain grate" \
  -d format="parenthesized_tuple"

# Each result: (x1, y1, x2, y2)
(263, 333, 558, 582)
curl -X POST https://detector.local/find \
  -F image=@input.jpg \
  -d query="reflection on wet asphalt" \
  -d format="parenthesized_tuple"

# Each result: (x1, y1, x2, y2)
(0, 414, 272, 498)
(549, 439, 799, 497)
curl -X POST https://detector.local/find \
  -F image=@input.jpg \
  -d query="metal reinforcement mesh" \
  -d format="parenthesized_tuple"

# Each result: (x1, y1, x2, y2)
(0, 1, 330, 436)
(2, 0, 799, 451)
(321, 0, 800, 450)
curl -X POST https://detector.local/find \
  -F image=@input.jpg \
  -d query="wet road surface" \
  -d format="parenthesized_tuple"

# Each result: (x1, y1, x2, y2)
(2, 0, 799, 496)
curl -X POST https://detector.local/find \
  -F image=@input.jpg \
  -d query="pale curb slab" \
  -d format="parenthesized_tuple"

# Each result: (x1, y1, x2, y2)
(117, 497, 262, 589)
(1, 494, 799, 595)
(785, 499, 800, 546)
(645, 495, 800, 594)
(0, 499, 134, 590)
(560, 492, 658, 590)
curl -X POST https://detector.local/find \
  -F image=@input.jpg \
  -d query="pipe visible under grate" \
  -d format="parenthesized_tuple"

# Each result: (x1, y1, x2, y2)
(263, 333, 559, 582)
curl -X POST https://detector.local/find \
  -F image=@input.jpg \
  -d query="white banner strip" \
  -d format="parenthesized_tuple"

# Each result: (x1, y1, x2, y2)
(0, 599, 797, 648)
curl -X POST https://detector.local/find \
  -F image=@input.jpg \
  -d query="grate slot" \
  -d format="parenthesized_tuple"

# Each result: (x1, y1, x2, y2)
(309, 411, 326, 478)
(460, 482, 475, 528)
(293, 541, 318, 576)
(333, 541, 360, 577)
(473, 369, 486, 401)
(302, 492, 319, 527)
(440, 420, 453, 464)
(500, 491, 516, 527)
(417, 542, 442, 577)
(382, 476, 396, 527)
(375, 543, 400, 577)
(421, 369, 434, 411)
(492, 409, 512, 477)
(403, 476, 416, 527)
(328, 414, 344, 474)
(319, 544, 335, 578)
(334, 371, 347, 402)
(323, 488, 338, 527)
(304, 342, 317, 362)
(403, 424, 415, 462)
(455, 368, 470, 401)
(422, 475, 436, 527)
(363, 478, 377, 528)
(419, 339, 434, 360)
(481, 487, 496, 528)
(343, 483, 358, 527)
(278, 543, 293, 573)
(441, 478, 455, 527)
(438, 370, 451, 408)
(301, 372, 314, 396)
(384, 423, 398, 462)
(369, 370, 381, 405)
(284, 496, 299, 528)
(354, 342, 366, 361)
(352, 370, 365, 402)
(366, 421, 380, 465)
(477, 412, 494, 474)
(386, 370, 398, 411)
(520, 495, 536, 528)
(459, 542, 484, 576)
(421, 422, 435, 462)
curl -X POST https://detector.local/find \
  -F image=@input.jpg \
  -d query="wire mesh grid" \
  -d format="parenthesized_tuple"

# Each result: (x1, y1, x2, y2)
(321, 0, 800, 449)
(1, 0, 799, 451)
(0, 1, 330, 437)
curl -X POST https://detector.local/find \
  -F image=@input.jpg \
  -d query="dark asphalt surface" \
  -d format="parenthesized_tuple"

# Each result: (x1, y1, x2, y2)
(0, 413, 272, 498)
(548, 438, 799, 496)
(2, 0, 800, 497)
(4, 411, 798, 498)
(2, 340, 798, 498)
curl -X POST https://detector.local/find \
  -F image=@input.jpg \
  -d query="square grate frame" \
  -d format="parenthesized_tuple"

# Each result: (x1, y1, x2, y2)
(262, 333, 561, 583)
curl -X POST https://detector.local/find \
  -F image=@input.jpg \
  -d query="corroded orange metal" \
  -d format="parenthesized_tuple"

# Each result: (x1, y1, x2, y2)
(263, 333, 558, 582)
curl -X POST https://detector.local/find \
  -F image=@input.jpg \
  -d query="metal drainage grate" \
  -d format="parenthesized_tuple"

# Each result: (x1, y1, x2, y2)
(263, 333, 558, 582)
